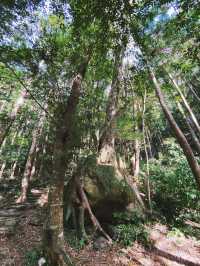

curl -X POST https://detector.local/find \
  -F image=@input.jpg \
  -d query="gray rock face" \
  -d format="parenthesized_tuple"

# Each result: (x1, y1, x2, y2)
(93, 236, 109, 251)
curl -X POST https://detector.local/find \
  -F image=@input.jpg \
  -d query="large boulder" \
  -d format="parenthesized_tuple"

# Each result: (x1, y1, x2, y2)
(82, 155, 136, 221)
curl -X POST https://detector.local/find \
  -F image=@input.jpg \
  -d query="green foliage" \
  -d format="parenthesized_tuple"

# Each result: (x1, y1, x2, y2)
(24, 248, 43, 266)
(65, 231, 87, 250)
(145, 138, 200, 229)
(116, 115, 143, 141)
(112, 211, 149, 247)
(113, 223, 149, 246)
(0, 1, 200, 260)
(167, 227, 185, 238)
(112, 210, 145, 224)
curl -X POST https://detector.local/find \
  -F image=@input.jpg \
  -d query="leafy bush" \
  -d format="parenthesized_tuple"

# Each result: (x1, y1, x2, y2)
(112, 223, 149, 246)
(111, 211, 149, 246)
(112, 210, 145, 224)
(144, 139, 200, 232)
(64, 230, 87, 250)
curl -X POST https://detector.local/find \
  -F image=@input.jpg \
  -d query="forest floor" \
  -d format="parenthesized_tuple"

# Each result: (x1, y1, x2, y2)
(1, 179, 200, 266)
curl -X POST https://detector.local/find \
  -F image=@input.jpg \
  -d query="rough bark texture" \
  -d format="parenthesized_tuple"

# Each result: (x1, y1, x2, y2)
(43, 60, 88, 266)
(97, 45, 145, 210)
(98, 46, 125, 164)
(150, 68, 200, 190)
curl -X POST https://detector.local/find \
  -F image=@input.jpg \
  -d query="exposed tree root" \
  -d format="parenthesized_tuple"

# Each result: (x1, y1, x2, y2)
(76, 180, 112, 244)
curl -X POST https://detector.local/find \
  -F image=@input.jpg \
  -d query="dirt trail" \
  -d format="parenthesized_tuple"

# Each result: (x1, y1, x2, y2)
(116, 224, 200, 266)
(0, 179, 200, 265)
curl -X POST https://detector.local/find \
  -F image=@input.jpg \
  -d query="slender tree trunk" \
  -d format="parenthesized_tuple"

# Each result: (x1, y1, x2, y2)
(16, 110, 46, 203)
(130, 138, 140, 177)
(176, 101, 200, 155)
(131, 101, 141, 177)
(0, 136, 7, 179)
(142, 90, 152, 211)
(188, 84, 200, 103)
(0, 122, 24, 180)
(37, 135, 50, 180)
(146, 129, 153, 158)
(0, 162, 6, 180)
(0, 101, 6, 112)
(144, 132, 152, 212)
(0, 89, 28, 146)
(29, 140, 43, 181)
(10, 161, 17, 180)
(168, 72, 200, 135)
(150, 68, 200, 189)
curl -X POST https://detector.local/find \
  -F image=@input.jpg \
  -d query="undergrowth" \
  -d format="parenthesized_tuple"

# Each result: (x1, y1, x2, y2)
(141, 139, 200, 239)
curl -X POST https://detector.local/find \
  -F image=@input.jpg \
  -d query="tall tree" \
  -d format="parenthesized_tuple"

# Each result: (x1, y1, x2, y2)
(149, 68, 200, 189)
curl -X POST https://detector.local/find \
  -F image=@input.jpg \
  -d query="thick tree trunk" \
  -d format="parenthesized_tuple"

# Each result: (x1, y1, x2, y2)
(150, 68, 200, 190)
(98, 46, 125, 164)
(98, 45, 145, 209)
(0, 89, 28, 146)
(43, 61, 89, 265)
(16, 110, 46, 203)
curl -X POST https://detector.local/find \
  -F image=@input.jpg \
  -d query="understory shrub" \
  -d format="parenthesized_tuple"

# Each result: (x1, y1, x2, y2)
(111, 211, 149, 246)
(143, 139, 200, 236)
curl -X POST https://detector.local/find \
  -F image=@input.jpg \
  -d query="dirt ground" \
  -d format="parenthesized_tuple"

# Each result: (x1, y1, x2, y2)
(1, 185, 200, 266)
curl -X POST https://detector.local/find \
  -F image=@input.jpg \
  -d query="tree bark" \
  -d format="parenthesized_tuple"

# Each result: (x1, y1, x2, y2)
(146, 129, 153, 158)
(168, 72, 200, 136)
(130, 139, 140, 177)
(0, 89, 28, 146)
(98, 44, 146, 209)
(0, 162, 6, 180)
(76, 180, 112, 243)
(131, 101, 140, 177)
(150, 68, 200, 190)
(98, 45, 125, 164)
(16, 110, 46, 203)
(188, 84, 200, 103)
(43, 60, 89, 266)
(142, 90, 152, 211)
(176, 101, 200, 155)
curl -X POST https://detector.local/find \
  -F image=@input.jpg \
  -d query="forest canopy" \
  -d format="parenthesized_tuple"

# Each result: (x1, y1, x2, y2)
(0, 0, 200, 265)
